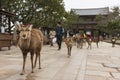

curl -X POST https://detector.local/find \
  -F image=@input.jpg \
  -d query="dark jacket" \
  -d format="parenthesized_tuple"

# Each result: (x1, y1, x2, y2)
(56, 26, 63, 36)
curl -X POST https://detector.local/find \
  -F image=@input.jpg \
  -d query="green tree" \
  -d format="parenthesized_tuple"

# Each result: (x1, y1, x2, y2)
(63, 11, 78, 30)
(1, 0, 66, 28)
(95, 7, 120, 35)
(107, 7, 120, 35)
(95, 14, 108, 32)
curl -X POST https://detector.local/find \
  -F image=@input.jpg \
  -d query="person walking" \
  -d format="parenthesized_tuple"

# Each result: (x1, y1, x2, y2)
(56, 22, 64, 50)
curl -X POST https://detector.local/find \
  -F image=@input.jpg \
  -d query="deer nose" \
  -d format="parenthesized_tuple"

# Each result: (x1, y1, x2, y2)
(22, 35, 26, 37)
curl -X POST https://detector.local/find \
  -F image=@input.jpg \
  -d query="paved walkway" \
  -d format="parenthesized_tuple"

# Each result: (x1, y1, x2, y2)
(0, 42, 120, 80)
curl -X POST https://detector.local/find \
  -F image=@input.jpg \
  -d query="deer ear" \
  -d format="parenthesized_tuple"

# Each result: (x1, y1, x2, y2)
(29, 25, 33, 31)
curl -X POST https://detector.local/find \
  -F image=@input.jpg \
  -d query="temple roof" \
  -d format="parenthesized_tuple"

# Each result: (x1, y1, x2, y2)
(71, 7, 109, 16)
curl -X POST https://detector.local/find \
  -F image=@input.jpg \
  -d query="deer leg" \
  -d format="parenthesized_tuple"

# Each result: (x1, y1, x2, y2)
(70, 46, 72, 56)
(112, 43, 113, 47)
(34, 52, 38, 69)
(68, 47, 70, 58)
(69, 46, 70, 56)
(87, 43, 89, 49)
(38, 46, 42, 69)
(38, 52, 41, 69)
(30, 52, 34, 73)
(33, 49, 41, 69)
(112, 42, 114, 47)
(81, 42, 83, 49)
(36, 48, 42, 69)
(20, 53, 27, 75)
(79, 42, 81, 49)
(90, 43, 92, 49)
(77, 42, 79, 48)
(80, 42, 83, 49)
(113, 42, 115, 47)
(96, 42, 99, 48)
(67, 46, 69, 55)
(33, 51, 41, 69)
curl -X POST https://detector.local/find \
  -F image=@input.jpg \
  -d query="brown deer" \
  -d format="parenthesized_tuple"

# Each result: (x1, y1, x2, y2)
(86, 37, 92, 49)
(76, 34, 84, 49)
(92, 37, 99, 48)
(17, 24, 43, 75)
(93, 35, 103, 48)
(64, 37, 73, 58)
(86, 35, 103, 49)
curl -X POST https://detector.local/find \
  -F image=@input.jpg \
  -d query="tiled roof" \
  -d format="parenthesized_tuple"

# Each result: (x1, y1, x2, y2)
(71, 7, 109, 16)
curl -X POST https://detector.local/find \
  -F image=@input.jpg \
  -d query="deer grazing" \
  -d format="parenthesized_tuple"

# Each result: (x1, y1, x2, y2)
(17, 24, 43, 75)
(64, 37, 73, 58)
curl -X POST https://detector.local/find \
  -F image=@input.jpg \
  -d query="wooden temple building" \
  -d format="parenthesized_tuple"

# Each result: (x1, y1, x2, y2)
(71, 7, 109, 37)
(0, 10, 14, 50)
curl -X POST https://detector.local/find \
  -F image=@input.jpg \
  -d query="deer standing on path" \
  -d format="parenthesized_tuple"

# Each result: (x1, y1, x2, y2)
(64, 37, 73, 58)
(86, 35, 103, 49)
(17, 24, 43, 75)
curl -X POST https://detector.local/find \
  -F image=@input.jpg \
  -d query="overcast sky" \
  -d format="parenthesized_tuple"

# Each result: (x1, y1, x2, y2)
(63, 0, 120, 11)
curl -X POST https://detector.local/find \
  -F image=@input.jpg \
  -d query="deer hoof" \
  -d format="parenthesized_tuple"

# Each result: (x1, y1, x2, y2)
(20, 71, 26, 75)
(39, 67, 41, 69)
(68, 55, 70, 58)
(20, 72, 24, 75)
(31, 71, 34, 73)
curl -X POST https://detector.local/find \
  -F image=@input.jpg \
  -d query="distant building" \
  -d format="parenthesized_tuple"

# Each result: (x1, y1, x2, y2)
(71, 7, 109, 36)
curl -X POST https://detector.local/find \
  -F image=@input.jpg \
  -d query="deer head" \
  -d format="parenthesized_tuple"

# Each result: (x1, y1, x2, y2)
(19, 24, 32, 40)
